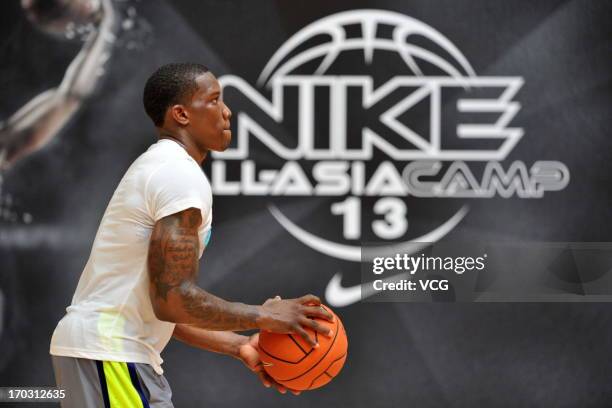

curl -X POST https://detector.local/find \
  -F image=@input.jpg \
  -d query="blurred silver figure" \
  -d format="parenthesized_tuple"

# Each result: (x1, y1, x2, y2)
(0, 0, 117, 169)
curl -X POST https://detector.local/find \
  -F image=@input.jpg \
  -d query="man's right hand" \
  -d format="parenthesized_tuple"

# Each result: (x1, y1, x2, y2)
(257, 294, 335, 347)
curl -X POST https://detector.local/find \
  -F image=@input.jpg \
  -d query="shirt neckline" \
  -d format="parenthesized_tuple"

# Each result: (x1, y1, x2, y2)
(157, 138, 199, 165)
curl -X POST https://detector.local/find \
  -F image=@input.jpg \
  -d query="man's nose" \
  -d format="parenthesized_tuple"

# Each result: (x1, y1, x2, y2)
(223, 104, 232, 120)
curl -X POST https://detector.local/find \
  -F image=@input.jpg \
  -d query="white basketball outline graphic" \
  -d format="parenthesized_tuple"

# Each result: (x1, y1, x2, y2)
(214, 10, 569, 306)
(257, 9, 476, 87)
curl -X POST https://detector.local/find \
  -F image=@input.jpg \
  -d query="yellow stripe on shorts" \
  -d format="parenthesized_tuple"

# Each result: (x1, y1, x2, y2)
(102, 361, 145, 408)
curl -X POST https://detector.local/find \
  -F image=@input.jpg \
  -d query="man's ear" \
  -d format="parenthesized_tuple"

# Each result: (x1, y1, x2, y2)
(170, 104, 189, 126)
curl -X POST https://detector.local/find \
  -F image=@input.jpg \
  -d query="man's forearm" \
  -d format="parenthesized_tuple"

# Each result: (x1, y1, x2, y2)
(172, 324, 247, 358)
(161, 282, 263, 331)
(148, 208, 265, 331)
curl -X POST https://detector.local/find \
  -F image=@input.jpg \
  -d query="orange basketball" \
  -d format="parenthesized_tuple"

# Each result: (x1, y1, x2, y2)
(258, 304, 348, 391)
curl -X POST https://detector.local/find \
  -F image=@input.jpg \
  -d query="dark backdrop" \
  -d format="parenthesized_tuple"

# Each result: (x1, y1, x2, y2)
(0, 1, 611, 407)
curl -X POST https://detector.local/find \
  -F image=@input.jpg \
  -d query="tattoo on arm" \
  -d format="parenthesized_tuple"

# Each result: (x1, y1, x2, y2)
(178, 283, 260, 330)
(148, 208, 259, 331)
(148, 208, 200, 301)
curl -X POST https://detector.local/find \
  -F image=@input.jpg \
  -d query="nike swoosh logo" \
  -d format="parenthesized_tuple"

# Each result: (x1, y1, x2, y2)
(325, 270, 414, 307)
(269, 204, 469, 306)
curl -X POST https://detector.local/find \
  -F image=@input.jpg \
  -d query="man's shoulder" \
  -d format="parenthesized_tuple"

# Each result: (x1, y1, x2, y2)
(131, 142, 199, 178)
(143, 156, 207, 194)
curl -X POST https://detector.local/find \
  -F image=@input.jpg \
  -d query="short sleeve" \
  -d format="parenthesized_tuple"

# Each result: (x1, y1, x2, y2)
(145, 160, 206, 222)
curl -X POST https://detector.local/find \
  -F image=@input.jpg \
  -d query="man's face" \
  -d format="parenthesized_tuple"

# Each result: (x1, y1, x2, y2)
(185, 72, 232, 152)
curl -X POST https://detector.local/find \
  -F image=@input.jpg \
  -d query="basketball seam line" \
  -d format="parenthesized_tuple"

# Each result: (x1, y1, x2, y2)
(259, 343, 310, 365)
(288, 334, 308, 354)
(324, 352, 347, 377)
(307, 371, 329, 390)
(306, 352, 347, 390)
(276, 318, 341, 382)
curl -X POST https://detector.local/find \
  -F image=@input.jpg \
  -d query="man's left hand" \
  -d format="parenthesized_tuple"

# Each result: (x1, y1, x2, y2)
(237, 332, 301, 395)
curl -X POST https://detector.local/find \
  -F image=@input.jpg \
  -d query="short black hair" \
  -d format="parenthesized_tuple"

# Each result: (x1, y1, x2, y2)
(143, 63, 210, 127)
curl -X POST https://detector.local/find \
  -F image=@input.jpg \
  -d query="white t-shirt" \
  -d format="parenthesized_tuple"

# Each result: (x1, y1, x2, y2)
(50, 139, 212, 375)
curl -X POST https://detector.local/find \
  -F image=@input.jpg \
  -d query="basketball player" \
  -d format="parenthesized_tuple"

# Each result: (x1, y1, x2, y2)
(50, 63, 334, 407)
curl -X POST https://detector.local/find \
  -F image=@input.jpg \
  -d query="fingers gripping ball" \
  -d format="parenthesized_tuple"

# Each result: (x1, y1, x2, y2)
(258, 305, 348, 391)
